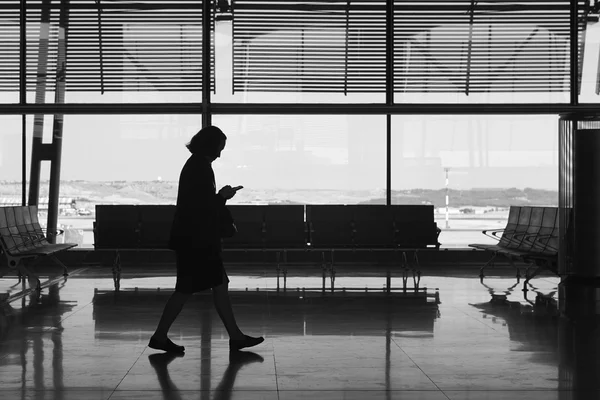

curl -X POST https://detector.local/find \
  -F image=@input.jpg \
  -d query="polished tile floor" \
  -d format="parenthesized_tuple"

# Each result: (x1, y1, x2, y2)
(0, 262, 596, 400)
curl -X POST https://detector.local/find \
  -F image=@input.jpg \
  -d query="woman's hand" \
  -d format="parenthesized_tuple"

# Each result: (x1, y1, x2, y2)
(218, 185, 239, 200)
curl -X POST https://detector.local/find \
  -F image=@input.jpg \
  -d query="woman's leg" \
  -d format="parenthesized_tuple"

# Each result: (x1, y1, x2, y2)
(212, 279, 244, 340)
(152, 291, 192, 340)
(212, 270, 265, 350)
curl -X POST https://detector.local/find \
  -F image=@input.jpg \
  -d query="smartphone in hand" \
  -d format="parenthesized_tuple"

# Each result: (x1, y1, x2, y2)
(233, 185, 244, 191)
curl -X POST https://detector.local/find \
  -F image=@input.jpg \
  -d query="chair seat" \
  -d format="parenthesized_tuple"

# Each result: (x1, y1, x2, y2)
(469, 244, 502, 251)
(17, 243, 77, 256)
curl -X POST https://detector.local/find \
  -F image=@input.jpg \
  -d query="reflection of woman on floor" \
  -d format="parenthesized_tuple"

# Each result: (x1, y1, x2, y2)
(149, 126, 263, 353)
(148, 350, 264, 400)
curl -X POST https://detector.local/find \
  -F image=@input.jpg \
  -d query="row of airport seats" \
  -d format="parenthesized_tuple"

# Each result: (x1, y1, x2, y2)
(469, 205, 568, 284)
(0, 205, 74, 290)
(94, 204, 441, 250)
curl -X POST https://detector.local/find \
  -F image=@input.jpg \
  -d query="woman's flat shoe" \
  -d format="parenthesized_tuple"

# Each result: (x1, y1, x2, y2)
(229, 335, 264, 351)
(148, 336, 185, 354)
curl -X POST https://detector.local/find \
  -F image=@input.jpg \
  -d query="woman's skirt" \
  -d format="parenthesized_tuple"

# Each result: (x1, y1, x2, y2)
(174, 245, 230, 293)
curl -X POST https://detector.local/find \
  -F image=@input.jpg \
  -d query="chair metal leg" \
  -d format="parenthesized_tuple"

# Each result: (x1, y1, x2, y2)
(413, 250, 420, 269)
(413, 269, 421, 290)
(386, 268, 391, 293)
(17, 264, 41, 292)
(524, 263, 545, 286)
(112, 251, 121, 290)
(330, 249, 335, 276)
(401, 251, 409, 269)
(479, 252, 499, 278)
(49, 255, 69, 276)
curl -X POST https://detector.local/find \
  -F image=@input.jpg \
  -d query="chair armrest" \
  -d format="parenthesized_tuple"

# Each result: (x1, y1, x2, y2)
(42, 228, 65, 238)
(481, 228, 507, 241)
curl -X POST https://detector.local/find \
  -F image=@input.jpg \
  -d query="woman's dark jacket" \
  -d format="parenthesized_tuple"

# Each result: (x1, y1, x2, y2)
(168, 154, 226, 250)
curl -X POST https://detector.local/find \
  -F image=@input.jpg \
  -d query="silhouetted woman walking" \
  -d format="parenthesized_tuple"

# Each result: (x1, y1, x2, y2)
(149, 125, 264, 353)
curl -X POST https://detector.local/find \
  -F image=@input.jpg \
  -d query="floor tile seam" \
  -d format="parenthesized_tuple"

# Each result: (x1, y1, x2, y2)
(271, 334, 281, 400)
(108, 342, 150, 398)
(389, 337, 451, 399)
(47, 299, 95, 332)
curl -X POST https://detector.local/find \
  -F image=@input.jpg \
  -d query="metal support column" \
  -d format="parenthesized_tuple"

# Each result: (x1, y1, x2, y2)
(570, 0, 579, 105)
(558, 114, 600, 318)
(46, 0, 69, 244)
(386, 0, 393, 206)
(202, 0, 212, 128)
(20, 0, 27, 206)
(28, 0, 52, 209)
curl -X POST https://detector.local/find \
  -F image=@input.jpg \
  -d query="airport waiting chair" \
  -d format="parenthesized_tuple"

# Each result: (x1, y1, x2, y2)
(351, 205, 396, 248)
(307, 205, 354, 248)
(94, 205, 140, 249)
(222, 205, 266, 249)
(138, 205, 176, 249)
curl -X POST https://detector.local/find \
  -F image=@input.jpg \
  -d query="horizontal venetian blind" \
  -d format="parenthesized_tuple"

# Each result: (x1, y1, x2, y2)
(394, 0, 588, 94)
(0, 1, 21, 92)
(0, 0, 214, 93)
(232, 0, 387, 93)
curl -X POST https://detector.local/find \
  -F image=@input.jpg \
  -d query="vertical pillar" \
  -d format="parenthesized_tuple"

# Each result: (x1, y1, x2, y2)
(572, 128, 600, 274)
(558, 114, 600, 318)
(20, 0, 27, 206)
(202, 0, 212, 128)
(46, 0, 69, 244)
(558, 314, 600, 395)
(569, 0, 579, 105)
(28, 0, 52, 208)
(385, 0, 393, 206)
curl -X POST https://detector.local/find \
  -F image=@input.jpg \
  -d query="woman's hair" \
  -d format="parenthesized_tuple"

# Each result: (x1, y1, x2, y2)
(186, 125, 227, 156)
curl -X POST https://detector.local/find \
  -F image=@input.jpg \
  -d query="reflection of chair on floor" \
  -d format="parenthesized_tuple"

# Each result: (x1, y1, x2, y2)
(478, 278, 558, 308)
(93, 288, 439, 337)
(479, 279, 522, 303)
(0, 282, 74, 391)
(470, 296, 559, 366)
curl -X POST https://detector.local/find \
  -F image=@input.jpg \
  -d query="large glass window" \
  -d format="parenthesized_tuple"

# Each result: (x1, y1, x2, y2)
(212, 114, 386, 203)
(392, 115, 559, 248)
(50, 114, 384, 247)
(42, 114, 200, 247)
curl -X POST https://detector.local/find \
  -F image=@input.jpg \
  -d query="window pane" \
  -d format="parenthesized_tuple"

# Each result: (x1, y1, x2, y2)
(0, 116, 26, 182)
(49, 114, 385, 247)
(49, 114, 201, 247)
(392, 115, 558, 248)
(212, 114, 386, 202)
